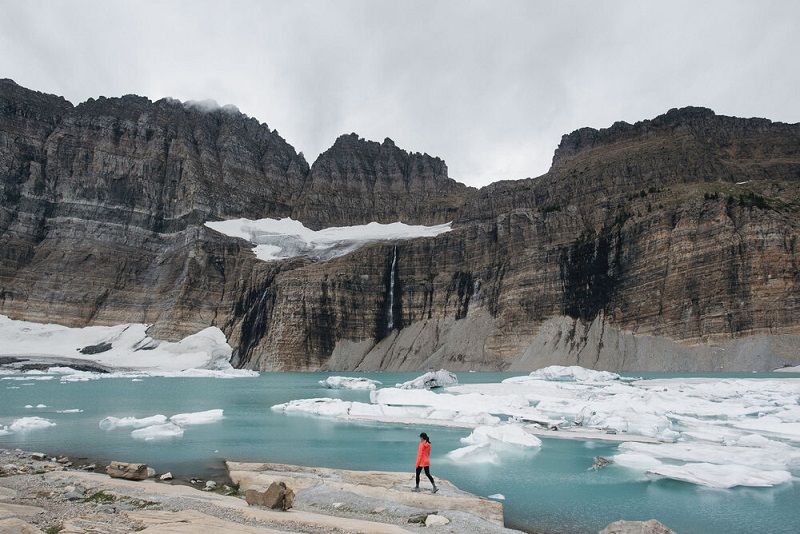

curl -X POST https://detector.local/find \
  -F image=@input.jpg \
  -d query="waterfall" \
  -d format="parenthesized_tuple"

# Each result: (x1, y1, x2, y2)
(387, 245, 397, 331)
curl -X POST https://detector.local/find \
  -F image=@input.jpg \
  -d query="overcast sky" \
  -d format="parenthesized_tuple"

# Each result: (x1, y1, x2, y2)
(2, 1, 798, 187)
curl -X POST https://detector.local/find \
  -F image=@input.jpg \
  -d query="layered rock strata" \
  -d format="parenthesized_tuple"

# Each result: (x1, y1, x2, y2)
(1, 79, 799, 371)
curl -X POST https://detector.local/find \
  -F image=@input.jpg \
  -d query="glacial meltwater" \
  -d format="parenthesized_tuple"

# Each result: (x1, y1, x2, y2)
(2, 371, 799, 534)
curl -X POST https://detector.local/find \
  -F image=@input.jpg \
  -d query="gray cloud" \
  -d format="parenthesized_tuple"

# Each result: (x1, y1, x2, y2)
(2, 0, 798, 187)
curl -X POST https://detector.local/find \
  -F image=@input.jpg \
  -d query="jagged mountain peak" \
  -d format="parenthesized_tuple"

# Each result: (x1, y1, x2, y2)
(320, 132, 445, 166)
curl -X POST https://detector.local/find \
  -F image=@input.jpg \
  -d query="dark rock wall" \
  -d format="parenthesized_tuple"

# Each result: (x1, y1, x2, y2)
(1, 79, 799, 371)
(293, 134, 472, 229)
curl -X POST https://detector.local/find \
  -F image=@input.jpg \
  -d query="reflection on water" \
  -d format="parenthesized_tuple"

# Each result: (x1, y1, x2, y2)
(1, 371, 798, 534)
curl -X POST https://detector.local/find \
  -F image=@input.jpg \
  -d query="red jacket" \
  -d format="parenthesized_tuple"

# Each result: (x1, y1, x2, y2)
(416, 440, 431, 468)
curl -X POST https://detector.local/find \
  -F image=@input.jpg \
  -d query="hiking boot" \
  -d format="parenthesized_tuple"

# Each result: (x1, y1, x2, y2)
(432, 486, 438, 493)
(412, 487, 420, 492)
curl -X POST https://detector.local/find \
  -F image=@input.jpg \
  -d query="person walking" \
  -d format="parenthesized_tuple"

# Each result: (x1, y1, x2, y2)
(414, 432, 438, 493)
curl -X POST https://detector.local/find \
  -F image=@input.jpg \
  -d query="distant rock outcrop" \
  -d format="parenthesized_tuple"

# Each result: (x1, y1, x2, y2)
(1, 79, 799, 372)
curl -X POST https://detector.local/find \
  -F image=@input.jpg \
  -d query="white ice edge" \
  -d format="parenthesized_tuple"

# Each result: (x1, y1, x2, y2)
(319, 376, 382, 390)
(0, 314, 258, 378)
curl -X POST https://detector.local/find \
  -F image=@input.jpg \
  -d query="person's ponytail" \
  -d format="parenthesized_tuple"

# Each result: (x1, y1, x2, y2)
(420, 432, 430, 443)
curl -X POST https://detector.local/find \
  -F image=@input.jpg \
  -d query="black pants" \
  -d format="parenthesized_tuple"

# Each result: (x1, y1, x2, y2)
(416, 466, 434, 486)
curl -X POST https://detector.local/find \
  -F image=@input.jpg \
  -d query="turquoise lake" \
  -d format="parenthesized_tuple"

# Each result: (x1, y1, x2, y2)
(1, 371, 798, 534)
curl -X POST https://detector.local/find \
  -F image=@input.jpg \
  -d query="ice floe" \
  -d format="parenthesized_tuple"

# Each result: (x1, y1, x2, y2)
(461, 425, 542, 448)
(131, 423, 185, 441)
(273, 365, 800, 489)
(170, 409, 224, 425)
(446, 443, 498, 463)
(396, 369, 458, 389)
(8, 416, 56, 433)
(205, 217, 452, 262)
(646, 463, 792, 489)
(524, 365, 620, 382)
(100, 415, 169, 430)
(100, 409, 224, 441)
(319, 376, 382, 390)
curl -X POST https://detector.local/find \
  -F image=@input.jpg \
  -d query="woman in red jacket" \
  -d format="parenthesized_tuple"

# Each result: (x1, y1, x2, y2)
(414, 432, 438, 492)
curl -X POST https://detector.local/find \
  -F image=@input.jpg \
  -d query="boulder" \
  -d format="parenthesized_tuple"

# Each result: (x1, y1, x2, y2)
(146, 467, 156, 478)
(106, 461, 149, 481)
(425, 514, 450, 526)
(600, 519, 676, 534)
(408, 512, 437, 524)
(159, 472, 173, 481)
(244, 481, 294, 511)
(29, 453, 46, 461)
(590, 456, 614, 470)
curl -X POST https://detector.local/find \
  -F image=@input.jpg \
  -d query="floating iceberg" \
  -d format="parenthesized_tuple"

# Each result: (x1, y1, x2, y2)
(447, 443, 498, 463)
(100, 409, 224, 440)
(9, 416, 56, 432)
(646, 463, 792, 489)
(319, 376, 382, 390)
(515, 365, 620, 382)
(396, 369, 459, 389)
(170, 409, 224, 425)
(100, 415, 168, 431)
(131, 422, 184, 440)
(461, 424, 542, 448)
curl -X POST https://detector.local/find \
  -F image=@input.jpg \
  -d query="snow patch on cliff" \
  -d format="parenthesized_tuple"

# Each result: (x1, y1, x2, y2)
(205, 217, 452, 262)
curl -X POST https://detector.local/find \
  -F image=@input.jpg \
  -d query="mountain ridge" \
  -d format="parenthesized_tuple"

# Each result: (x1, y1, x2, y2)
(1, 79, 799, 372)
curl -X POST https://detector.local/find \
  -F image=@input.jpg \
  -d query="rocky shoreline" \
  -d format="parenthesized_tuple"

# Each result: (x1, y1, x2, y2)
(0, 448, 524, 533)
(1, 448, 677, 533)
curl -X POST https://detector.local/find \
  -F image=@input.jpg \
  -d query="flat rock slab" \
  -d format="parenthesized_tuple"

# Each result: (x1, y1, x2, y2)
(227, 461, 505, 525)
(36, 471, 411, 534)
(0, 502, 47, 519)
(124, 509, 286, 533)
(0, 518, 45, 534)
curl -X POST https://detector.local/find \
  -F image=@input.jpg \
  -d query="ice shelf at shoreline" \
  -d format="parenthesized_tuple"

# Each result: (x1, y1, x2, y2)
(273, 366, 800, 489)
(0, 314, 256, 378)
(205, 217, 452, 262)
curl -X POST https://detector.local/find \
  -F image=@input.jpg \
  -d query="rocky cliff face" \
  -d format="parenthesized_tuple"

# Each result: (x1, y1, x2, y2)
(1, 79, 799, 372)
(293, 134, 472, 230)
